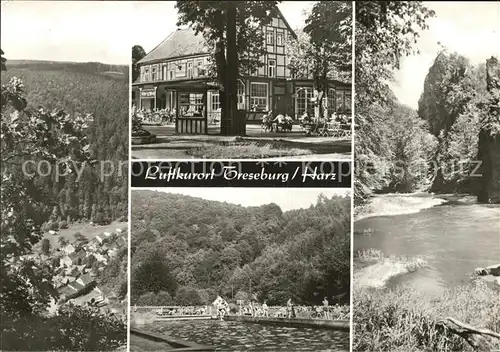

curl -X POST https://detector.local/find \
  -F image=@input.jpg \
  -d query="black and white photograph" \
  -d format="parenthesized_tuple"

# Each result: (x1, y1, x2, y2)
(131, 1, 352, 160)
(129, 187, 351, 351)
(1, 2, 129, 351)
(353, 2, 500, 351)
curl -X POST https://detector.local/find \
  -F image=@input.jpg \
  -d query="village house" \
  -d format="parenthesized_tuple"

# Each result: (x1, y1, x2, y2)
(61, 243, 76, 255)
(132, 6, 351, 134)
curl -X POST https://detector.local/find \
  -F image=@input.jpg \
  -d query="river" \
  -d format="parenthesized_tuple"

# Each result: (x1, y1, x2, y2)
(354, 193, 500, 296)
(132, 320, 349, 351)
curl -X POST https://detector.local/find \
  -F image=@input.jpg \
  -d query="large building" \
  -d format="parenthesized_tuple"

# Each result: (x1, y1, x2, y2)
(132, 7, 351, 133)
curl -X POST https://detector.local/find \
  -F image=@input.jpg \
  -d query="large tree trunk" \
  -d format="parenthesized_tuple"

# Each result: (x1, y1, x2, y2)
(223, 2, 239, 136)
(437, 317, 500, 351)
(215, 40, 228, 136)
(477, 57, 500, 203)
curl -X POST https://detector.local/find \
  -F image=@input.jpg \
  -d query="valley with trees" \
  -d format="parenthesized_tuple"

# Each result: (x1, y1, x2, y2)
(131, 190, 351, 307)
(353, 2, 500, 351)
(0, 52, 128, 350)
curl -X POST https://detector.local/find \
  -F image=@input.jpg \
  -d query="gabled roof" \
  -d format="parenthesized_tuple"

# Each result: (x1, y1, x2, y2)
(138, 28, 209, 65)
(78, 273, 95, 286)
(138, 6, 298, 65)
(68, 281, 85, 291)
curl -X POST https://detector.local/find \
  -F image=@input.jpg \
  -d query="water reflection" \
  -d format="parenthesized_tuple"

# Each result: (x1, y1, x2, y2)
(147, 320, 349, 351)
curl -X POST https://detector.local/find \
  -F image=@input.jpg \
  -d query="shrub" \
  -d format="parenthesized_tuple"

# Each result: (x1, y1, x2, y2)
(58, 220, 68, 229)
(353, 280, 500, 351)
(116, 215, 126, 222)
(49, 222, 59, 231)
(40, 222, 50, 232)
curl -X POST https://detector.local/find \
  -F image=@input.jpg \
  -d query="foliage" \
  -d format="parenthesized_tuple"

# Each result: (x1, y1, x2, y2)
(288, 1, 351, 82)
(354, 1, 435, 204)
(41, 238, 51, 255)
(176, 1, 279, 135)
(355, 1, 435, 108)
(0, 52, 126, 349)
(136, 291, 174, 306)
(131, 250, 178, 303)
(131, 191, 351, 306)
(97, 247, 128, 301)
(1, 61, 128, 223)
(418, 53, 495, 192)
(132, 45, 147, 83)
(285, 1, 351, 117)
(1, 305, 126, 351)
(353, 281, 500, 351)
(385, 105, 437, 192)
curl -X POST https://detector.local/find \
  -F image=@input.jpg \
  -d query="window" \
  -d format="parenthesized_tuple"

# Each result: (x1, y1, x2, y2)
(250, 82, 268, 111)
(268, 59, 276, 78)
(276, 33, 284, 46)
(345, 92, 352, 113)
(237, 80, 246, 109)
(296, 87, 314, 116)
(266, 31, 274, 45)
(336, 89, 345, 113)
(152, 67, 157, 81)
(144, 68, 149, 82)
(187, 62, 193, 78)
(211, 91, 220, 111)
(179, 93, 204, 117)
(169, 69, 174, 80)
(327, 88, 336, 116)
(176, 63, 186, 77)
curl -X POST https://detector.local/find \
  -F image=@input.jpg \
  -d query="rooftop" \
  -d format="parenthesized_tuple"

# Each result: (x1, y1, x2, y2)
(138, 28, 209, 65)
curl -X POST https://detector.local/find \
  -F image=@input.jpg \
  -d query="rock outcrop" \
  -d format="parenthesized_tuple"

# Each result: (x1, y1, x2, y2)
(474, 263, 500, 277)
(477, 56, 500, 204)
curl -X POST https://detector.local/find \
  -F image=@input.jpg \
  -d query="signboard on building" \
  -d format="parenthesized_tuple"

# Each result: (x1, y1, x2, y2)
(141, 89, 155, 98)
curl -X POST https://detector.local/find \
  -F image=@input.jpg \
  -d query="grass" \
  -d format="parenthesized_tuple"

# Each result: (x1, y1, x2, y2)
(353, 281, 500, 351)
(186, 142, 311, 159)
(35, 221, 128, 251)
(353, 248, 500, 351)
(354, 249, 427, 287)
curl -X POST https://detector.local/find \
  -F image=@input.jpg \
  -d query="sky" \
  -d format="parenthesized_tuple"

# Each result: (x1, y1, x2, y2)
(0, 0, 313, 64)
(138, 188, 350, 212)
(391, 1, 500, 109)
(130, 1, 315, 53)
(1, 0, 133, 64)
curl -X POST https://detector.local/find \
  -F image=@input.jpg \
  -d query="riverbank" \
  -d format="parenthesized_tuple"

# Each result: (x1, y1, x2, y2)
(354, 192, 446, 221)
(354, 249, 427, 289)
(353, 279, 500, 351)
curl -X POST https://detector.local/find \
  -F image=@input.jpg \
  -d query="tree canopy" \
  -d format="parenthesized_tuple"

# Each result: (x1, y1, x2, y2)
(0, 50, 126, 350)
(176, 1, 279, 135)
(132, 45, 147, 82)
(131, 191, 351, 306)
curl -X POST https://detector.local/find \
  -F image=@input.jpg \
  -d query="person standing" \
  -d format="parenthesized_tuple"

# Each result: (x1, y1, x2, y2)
(322, 297, 330, 319)
(262, 300, 269, 317)
(286, 298, 293, 319)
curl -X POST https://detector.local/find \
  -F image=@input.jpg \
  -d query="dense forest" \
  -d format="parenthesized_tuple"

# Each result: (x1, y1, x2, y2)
(131, 191, 351, 306)
(354, 1, 500, 205)
(1, 60, 129, 225)
(1, 53, 127, 350)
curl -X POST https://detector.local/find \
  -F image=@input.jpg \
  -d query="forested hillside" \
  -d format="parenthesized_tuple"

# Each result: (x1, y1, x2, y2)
(1, 60, 129, 224)
(131, 191, 351, 306)
(354, 1, 499, 204)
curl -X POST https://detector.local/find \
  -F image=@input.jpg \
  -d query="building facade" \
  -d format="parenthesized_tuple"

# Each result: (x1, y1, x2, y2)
(132, 8, 351, 123)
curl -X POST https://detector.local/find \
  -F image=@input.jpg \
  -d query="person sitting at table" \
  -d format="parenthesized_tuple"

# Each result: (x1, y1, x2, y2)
(273, 113, 285, 125)
(299, 112, 311, 124)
